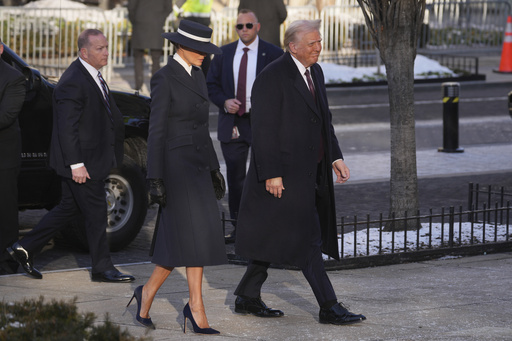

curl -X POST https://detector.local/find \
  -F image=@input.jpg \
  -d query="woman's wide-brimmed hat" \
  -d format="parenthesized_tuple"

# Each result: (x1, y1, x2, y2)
(162, 20, 222, 55)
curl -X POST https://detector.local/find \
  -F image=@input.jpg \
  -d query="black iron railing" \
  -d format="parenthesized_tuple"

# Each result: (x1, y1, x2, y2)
(468, 183, 512, 224)
(222, 183, 512, 269)
(338, 204, 510, 259)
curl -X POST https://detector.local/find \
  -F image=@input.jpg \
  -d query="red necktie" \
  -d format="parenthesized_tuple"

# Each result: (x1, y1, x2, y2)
(305, 69, 316, 102)
(236, 47, 249, 116)
(306, 69, 323, 162)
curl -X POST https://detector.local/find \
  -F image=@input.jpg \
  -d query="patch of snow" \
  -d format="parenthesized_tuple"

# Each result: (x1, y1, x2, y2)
(324, 222, 511, 259)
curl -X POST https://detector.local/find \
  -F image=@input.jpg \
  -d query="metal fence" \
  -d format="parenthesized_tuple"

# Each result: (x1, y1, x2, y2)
(468, 182, 512, 224)
(1, 1, 510, 81)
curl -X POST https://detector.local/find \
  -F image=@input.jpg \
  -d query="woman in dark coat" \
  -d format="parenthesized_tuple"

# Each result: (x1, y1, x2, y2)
(126, 20, 226, 334)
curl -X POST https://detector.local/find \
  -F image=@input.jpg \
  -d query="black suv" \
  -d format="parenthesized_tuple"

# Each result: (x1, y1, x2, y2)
(2, 44, 151, 251)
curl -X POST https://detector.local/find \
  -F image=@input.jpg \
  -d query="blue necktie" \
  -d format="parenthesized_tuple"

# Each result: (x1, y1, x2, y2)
(98, 71, 113, 123)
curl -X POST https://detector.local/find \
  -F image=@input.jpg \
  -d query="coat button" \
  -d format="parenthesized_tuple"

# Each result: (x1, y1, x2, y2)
(193, 124, 198, 129)
(196, 146, 200, 151)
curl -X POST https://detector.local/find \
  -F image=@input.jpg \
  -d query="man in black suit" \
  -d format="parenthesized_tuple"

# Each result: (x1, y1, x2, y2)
(0, 38, 26, 275)
(207, 9, 283, 243)
(233, 20, 366, 325)
(7, 29, 135, 283)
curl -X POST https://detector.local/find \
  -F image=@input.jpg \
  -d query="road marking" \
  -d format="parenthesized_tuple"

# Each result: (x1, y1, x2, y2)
(329, 96, 507, 109)
(333, 115, 511, 132)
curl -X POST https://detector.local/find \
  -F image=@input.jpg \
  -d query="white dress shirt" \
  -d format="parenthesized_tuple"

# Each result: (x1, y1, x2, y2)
(233, 36, 259, 112)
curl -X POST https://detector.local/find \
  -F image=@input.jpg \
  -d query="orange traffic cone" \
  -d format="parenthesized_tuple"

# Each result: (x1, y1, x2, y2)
(495, 16, 512, 73)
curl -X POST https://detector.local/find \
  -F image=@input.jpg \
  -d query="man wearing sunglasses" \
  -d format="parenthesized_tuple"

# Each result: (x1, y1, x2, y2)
(207, 9, 283, 245)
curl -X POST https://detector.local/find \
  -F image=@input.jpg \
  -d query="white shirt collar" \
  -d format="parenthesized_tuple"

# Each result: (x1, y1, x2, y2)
(79, 57, 102, 78)
(290, 54, 309, 77)
(173, 53, 193, 75)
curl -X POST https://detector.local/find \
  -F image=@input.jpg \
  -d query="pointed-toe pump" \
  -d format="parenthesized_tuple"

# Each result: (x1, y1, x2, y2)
(127, 285, 155, 329)
(183, 303, 220, 334)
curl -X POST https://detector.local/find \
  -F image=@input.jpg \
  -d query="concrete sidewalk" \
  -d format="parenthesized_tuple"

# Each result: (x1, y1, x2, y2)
(1, 253, 511, 340)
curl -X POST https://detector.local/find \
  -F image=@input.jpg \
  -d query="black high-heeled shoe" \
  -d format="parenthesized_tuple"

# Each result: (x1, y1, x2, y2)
(127, 285, 155, 329)
(183, 303, 219, 334)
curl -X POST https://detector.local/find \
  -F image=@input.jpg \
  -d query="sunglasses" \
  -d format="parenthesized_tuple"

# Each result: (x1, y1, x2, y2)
(236, 23, 254, 30)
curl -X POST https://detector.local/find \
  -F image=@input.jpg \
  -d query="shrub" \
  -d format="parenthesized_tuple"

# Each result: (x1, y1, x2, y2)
(0, 296, 150, 341)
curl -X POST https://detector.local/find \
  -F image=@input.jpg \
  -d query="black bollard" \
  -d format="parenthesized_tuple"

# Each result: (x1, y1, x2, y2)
(508, 91, 512, 119)
(438, 82, 464, 153)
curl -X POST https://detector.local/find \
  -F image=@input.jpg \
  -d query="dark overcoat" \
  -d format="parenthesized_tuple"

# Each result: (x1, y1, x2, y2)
(0, 57, 25, 171)
(235, 52, 343, 267)
(0, 54, 26, 260)
(128, 0, 173, 50)
(147, 58, 227, 267)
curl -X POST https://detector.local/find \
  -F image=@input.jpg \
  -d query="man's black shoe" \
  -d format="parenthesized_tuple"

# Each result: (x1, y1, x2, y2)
(319, 303, 366, 325)
(91, 269, 135, 283)
(7, 242, 42, 279)
(234, 296, 284, 317)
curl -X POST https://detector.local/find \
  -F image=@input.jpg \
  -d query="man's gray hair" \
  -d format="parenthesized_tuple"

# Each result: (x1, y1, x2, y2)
(284, 19, 321, 52)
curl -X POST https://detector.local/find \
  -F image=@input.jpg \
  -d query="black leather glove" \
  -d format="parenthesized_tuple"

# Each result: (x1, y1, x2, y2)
(211, 169, 226, 200)
(147, 178, 166, 207)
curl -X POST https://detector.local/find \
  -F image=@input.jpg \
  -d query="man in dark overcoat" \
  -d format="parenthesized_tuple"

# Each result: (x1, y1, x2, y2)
(128, 0, 173, 91)
(0, 38, 26, 275)
(207, 9, 283, 243)
(7, 29, 134, 283)
(233, 19, 366, 325)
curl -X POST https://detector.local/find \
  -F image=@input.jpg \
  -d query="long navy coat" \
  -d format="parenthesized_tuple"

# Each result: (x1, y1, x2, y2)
(147, 58, 227, 267)
(235, 52, 343, 267)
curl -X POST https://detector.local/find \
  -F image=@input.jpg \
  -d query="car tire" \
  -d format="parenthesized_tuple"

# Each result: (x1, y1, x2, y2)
(60, 155, 148, 252)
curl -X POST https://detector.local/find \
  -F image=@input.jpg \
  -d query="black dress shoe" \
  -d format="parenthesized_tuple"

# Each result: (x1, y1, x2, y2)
(91, 269, 135, 283)
(234, 296, 284, 317)
(319, 303, 366, 325)
(7, 242, 42, 279)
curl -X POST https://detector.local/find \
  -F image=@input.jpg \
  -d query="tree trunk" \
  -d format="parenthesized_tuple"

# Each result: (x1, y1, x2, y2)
(356, 0, 425, 230)
(381, 27, 419, 230)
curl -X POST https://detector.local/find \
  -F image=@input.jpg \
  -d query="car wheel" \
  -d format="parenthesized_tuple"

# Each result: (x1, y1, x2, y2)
(60, 156, 148, 252)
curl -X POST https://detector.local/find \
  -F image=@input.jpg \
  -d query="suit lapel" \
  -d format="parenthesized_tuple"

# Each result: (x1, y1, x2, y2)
(311, 64, 328, 119)
(225, 42, 237, 95)
(256, 41, 266, 74)
(75, 60, 114, 124)
(167, 59, 209, 101)
(285, 53, 319, 117)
